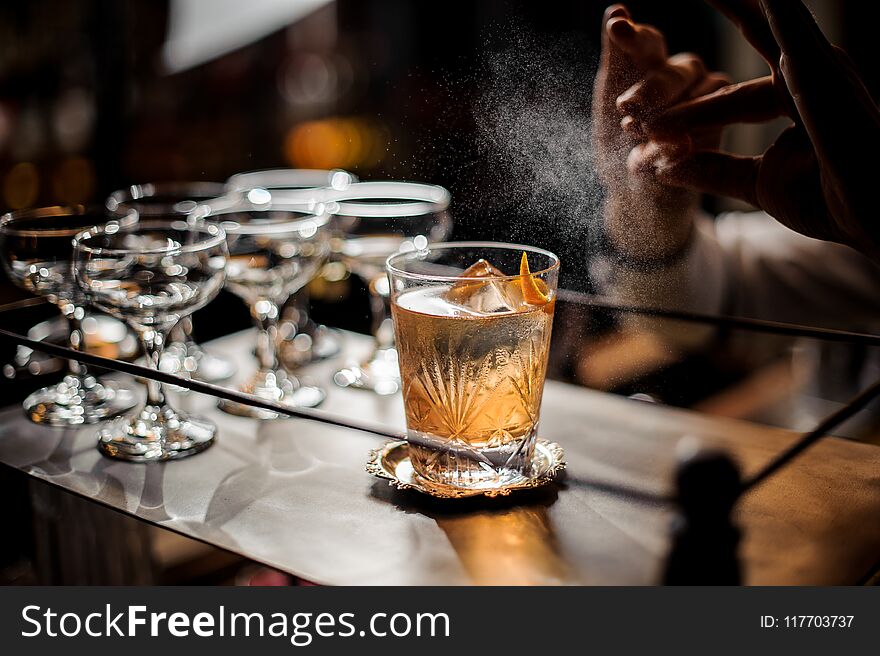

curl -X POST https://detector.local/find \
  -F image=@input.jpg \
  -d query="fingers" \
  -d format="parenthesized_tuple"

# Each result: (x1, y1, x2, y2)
(706, 0, 780, 66)
(599, 4, 632, 73)
(597, 5, 635, 95)
(596, 5, 640, 119)
(594, 4, 672, 150)
(761, 0, 834, 64)
(690, 72, 733, 98)
(607, 16, 668, 71)
(651, 149, 762, 206)
(761, 0, 880, 174)
(645, 76, 783, 134)
(616, 53, 707, 118)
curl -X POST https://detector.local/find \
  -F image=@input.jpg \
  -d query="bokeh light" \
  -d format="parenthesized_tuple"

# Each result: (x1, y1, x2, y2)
(283, 116, 387, 170)
(51, 157, 95, 204)
(3, 162, 39, 209)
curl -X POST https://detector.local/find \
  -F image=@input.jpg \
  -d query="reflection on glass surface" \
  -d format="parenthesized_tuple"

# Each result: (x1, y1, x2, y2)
(545, 293, 880, 443)
(437, 506, 573, 585)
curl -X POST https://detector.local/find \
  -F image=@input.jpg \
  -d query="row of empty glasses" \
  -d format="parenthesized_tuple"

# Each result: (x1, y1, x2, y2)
(104, 173, 352, 384)
(0, 171, 452, 461)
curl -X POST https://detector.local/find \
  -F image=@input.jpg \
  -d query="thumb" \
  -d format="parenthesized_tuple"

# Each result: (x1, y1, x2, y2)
(596, 5, 636, 105)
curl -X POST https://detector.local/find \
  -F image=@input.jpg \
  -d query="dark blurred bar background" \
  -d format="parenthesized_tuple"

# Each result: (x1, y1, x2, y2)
(3, 0, 875, 275)
(2, 0, 876, 286)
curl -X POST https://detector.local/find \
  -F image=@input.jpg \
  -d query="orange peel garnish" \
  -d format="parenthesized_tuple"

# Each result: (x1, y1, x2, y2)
(519, 252, 549, 304)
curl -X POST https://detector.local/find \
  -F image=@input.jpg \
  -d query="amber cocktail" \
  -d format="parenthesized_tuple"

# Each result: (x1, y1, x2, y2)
(387, 242, 559, 490)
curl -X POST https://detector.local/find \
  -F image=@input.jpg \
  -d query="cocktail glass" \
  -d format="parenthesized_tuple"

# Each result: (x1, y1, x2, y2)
(73, 219, 228, 461)
(328, 181, 451, 395)
(387, 242, 559, 489)
(224, 168, 356, 367)
(106, 182, 237, 383)
(195, 198, 332, 418)
(0, 206, 138, 425)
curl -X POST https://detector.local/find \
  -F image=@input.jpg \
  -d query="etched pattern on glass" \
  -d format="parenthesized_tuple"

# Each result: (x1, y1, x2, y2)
(394, 286, 554, 486)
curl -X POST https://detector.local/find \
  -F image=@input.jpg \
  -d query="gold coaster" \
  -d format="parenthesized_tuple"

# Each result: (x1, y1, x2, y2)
(367, 439, 565, 499)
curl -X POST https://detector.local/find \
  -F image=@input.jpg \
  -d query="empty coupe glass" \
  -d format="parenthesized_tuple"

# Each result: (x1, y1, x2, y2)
(327, 181, 452, 395)
(194, 198, 332, 418)
(74, 219, 228, 461)
(224, 168, 356, 367)
(0, 206, 138, 425)
(106, 182, 237, 383)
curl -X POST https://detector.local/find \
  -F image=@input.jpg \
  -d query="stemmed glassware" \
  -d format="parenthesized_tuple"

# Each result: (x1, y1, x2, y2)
(73, 219, 228, 461)
(0, 206, 138, 425)
(106, 182, 236, 383)
(224, 168, 356, 367)
(327, 181, 452, 395)
(194, 197, 332, 418)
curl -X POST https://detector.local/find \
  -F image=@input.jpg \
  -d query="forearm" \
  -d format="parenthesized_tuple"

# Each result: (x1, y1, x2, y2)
(602, 184, 700, 263)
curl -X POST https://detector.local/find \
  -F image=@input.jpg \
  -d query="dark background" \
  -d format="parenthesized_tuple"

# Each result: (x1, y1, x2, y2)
(0, 1, 726, 279)
(0, 0, 729, 395)
(1, 0, 877, 296)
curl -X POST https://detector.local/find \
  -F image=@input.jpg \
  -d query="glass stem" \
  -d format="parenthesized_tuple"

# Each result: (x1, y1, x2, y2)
(169, 316, 194, 347)
(369, 275, 395, 350)
(61, 301, 86, 379)
(289, 286, 310, 334)
(252, 300, 281, 374)
(139, 327, 168, 407)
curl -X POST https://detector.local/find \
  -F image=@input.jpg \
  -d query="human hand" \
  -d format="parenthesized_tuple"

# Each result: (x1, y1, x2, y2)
(641, 0, 880, 261)
(593, 4, 729, 261)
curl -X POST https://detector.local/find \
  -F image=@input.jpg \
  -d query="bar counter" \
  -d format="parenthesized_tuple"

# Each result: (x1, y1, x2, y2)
(1, 330, 879, 585)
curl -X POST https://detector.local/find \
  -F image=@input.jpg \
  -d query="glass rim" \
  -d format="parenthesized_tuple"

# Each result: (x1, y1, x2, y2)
(0, 205, 138, 238)
(225, 168, 356, 193)
(73, 218, 226, 256)
(105, 182, 228, 216)
(386, 241, 560, 282)
(190, 199, 332, 235)
(320, 181, 451, 218)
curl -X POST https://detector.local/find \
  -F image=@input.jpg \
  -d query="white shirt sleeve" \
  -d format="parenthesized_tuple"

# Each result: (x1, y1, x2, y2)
(603, 210, 880, 345)
(708, 211, 880, 330)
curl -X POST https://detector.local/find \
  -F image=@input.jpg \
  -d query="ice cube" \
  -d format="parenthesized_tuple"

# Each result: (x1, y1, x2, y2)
(455, 258, 506, 280)
(445, 259, 523, 313)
